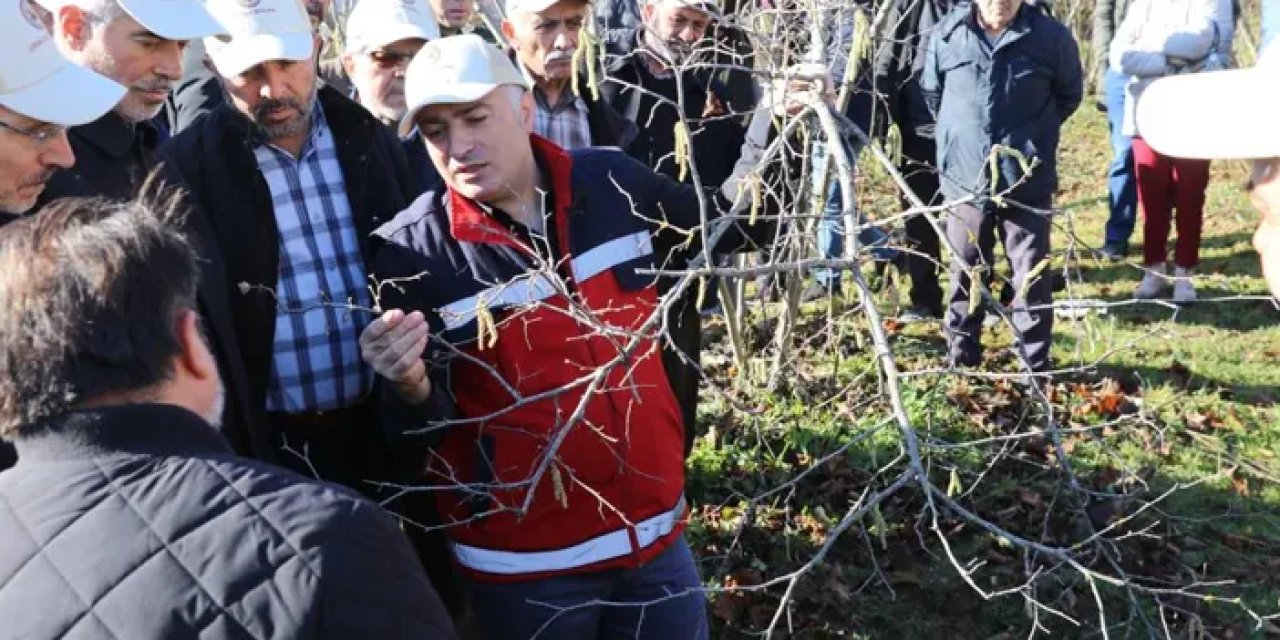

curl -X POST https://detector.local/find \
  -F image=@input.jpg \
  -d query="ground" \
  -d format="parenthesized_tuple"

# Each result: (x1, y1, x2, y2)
(687, 104, 1280, 638)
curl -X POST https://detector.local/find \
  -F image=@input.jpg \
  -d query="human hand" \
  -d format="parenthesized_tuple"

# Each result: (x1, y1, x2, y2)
(359, 309, 432, 403)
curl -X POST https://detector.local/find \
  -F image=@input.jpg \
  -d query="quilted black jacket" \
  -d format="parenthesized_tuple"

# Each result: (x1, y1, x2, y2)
(0, 403, 455, 639)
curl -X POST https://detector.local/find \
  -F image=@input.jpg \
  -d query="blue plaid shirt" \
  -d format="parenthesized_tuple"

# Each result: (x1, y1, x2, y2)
(254, 106, 374, 413)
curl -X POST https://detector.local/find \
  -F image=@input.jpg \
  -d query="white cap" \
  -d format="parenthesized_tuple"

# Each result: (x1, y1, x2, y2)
(0, 0, 125, 126)
(33, 0, 226, 40)
(504, 0, 586, 17)
(398, 34, 529, 136)
(345, 0, 440, 55)
(1136, 46, 1280, 160)
(203, 0, 315, 78)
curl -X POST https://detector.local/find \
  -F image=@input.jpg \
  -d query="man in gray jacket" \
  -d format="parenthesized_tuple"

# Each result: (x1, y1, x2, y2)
(0, 195, 455, 639)
(922, 0, 1082, 373)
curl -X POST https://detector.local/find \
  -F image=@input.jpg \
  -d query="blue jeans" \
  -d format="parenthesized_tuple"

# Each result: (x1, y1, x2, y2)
(813, 141, 895, 287)
(466, 536, 709, 640)
(1103, 68, 1138, 249)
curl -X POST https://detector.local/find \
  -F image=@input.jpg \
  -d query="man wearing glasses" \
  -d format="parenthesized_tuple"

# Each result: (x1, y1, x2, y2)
(341, 0, 442, 189)
(0, 0, 124, 466)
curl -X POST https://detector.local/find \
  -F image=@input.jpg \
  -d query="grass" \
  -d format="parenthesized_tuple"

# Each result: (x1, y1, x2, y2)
(686, 105, 1280, 638)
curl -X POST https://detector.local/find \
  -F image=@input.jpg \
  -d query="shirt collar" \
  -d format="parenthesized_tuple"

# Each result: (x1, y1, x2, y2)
(447, 134, 574, 247)
(11, 403, 231, 464)
(516, 59, 584, 111)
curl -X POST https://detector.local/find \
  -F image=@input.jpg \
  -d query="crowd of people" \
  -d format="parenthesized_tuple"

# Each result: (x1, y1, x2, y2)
(0, 0, 1275, 637)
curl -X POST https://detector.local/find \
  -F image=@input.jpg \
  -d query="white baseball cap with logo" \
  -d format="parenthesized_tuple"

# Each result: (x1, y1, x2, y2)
(398, 34, 529, 137)
(33, 0, 226, 41)
(203, 0, 315, 78)
(1137, 44, 1280, 161)
(0, 0, 125, 127)
(504, 0, 587, 18)
(345, 0, 441, 55)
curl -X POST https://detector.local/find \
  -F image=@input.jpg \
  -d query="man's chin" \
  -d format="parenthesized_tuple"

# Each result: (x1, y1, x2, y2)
(0, 194, 36, 216)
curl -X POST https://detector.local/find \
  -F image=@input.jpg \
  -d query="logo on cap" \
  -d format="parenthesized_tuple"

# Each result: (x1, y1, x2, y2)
(419, 43, 442, 64)
(238, 0, 263, 8)
(18, 0, 43, 30)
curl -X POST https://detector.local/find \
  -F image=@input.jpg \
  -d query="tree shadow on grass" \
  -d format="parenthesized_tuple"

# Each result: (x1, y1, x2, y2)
(689, 441, 1280, 639)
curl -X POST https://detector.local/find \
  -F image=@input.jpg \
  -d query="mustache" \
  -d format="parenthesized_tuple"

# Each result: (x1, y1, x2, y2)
(132, 77, 174, 94)
(20, 170, 54, 189)
(545, 50, 575, 64)
(253, 97, 306, 121)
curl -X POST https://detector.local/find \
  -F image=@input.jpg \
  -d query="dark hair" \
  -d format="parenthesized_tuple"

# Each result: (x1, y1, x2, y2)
(0, 190, 199, 438)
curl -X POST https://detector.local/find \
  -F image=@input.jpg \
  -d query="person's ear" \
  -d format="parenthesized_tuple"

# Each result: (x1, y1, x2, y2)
(55, 5, 92, 53)
(518, 90, 535, 132)
(642, 2, 657, 24)
(174, 309, 218, 385)
(500, 19, 516, 44)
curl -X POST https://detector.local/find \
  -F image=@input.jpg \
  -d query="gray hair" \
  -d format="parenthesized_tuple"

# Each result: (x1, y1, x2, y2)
(78, 0, 127, 25)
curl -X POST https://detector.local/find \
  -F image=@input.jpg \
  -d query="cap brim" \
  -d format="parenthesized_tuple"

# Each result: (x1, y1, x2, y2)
(124, 0, 227, 40)
(0, 63, 126, 127)
(398, 83, 502, 137)
(507, 0, 589, 15)
(346, 23, 439, 55)
(206, 31, 314, 78)
(1136, 67, 1280, 160)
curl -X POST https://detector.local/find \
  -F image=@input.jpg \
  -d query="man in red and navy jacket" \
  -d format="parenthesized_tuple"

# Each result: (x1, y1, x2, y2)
(358, 34, 812, 640)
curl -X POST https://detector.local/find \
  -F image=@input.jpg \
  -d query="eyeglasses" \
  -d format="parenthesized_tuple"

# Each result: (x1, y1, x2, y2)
(0, 118, 63, 145)
(368, 50, 416, 69)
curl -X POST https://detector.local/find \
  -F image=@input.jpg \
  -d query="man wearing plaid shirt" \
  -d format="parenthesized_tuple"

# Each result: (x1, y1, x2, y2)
(159, 0, 421, 491)
(502, 0, 636, 149)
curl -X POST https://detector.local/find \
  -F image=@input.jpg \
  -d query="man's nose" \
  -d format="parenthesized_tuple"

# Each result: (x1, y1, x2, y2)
(42, 130, 75, 170)
(154, 40, 184, 80)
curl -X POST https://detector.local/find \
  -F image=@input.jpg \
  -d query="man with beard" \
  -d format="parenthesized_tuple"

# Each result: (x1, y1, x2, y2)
(32, 0, 225, 207)
(341, 0, 441, 190)
(0, 195, 456, 639)
(503, 0, 636, 149)
(0, 0, 124, 470)
(600, 0, 745, 457)
(158, 0, 420, 493)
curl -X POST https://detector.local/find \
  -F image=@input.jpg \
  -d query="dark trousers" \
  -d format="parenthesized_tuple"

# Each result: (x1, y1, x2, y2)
(945, 200, 1054, 371)
(268, 401, 390, 494)
(899, 134, 944, 312)
(466, 536, 708, 640)
(1132, 137, 1211, 269)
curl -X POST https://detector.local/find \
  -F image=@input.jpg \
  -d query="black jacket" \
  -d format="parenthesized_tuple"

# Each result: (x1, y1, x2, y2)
(921, 2, 1083, 204)
(602, 28, 745, 189)
(35, 110, 162, 208)
(871, 0, 957, 138)
(158, 87, 419, 457)
(0, 403, 455, 639)
(6, 113, 256, 470)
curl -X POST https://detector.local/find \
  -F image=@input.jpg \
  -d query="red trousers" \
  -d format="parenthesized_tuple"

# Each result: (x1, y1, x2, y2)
(1132, 137, 1211, 268)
